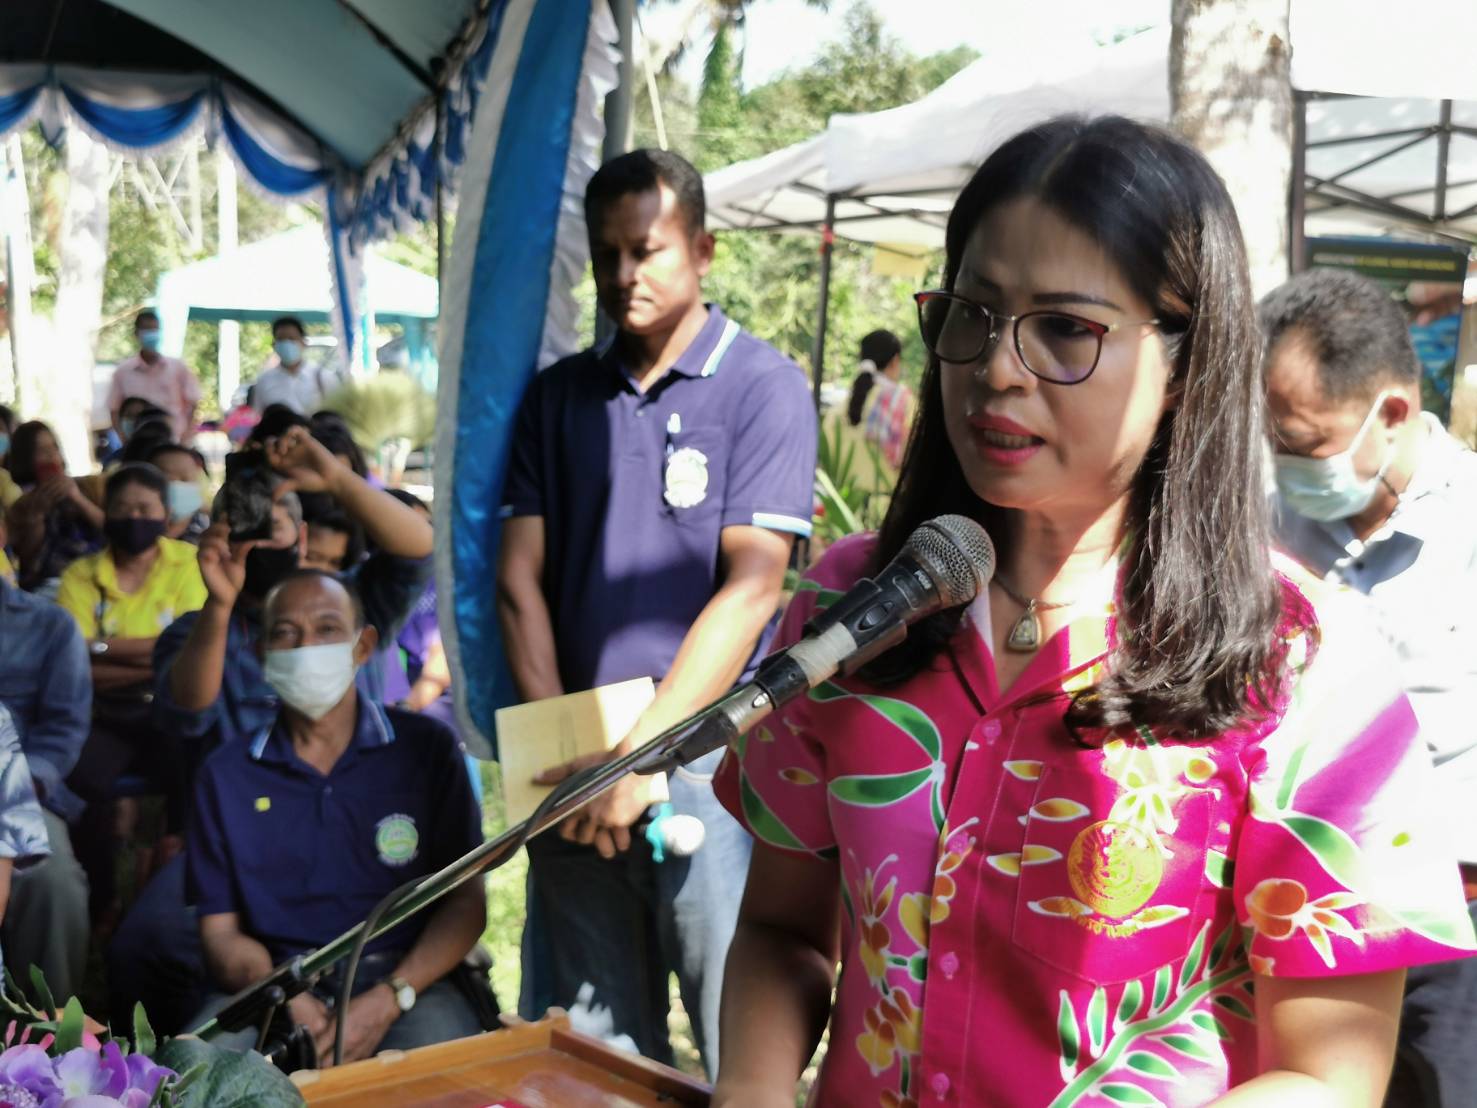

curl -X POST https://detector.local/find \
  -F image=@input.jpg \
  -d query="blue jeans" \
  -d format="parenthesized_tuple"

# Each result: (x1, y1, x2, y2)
(522, 750, 751, 1080)
(106, 854, 204, 1033)
(1385, 899, 1477, 1107)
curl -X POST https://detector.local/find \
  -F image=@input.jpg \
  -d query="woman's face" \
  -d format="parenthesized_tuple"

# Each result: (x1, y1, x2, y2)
(107, 482, 167, 522)
(939, 197, 1174, 521)
(32, 431, 64, 476)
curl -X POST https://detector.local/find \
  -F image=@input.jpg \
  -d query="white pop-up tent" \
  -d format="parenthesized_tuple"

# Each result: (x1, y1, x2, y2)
(704, 0, 1477, 398)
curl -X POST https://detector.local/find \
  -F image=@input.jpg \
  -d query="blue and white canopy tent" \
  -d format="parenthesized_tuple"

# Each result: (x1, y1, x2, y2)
(1, 0, 624, 754)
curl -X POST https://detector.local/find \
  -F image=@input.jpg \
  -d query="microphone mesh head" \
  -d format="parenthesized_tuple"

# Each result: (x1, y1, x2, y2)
(906, 515, 996, 607)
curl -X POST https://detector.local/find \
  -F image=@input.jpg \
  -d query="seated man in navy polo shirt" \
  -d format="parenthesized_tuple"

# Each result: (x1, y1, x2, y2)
(187, 570, 486, 1062)
(107, 426, 435, 1032)
(497, 148, 817, 1076)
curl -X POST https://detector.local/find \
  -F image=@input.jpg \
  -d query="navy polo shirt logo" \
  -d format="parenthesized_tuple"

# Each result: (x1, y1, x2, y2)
(374, 812, 420, 866)
(664, 446, 709, 508)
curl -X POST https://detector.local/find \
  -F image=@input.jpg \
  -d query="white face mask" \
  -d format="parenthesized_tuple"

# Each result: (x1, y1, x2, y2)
(1273, 391, 1394, 523)
(263, 641, 358, 721)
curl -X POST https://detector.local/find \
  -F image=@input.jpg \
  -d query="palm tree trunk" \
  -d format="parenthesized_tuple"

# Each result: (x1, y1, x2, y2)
(1170, 0, 1294, 298)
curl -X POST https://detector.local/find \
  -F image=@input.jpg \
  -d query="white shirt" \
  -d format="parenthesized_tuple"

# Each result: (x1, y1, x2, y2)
(1275, 413, 1477, 861)
(251, 361, 340, 416)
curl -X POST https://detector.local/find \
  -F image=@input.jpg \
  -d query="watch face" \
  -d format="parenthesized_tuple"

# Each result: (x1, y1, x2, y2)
(395, 984, 415, 1012)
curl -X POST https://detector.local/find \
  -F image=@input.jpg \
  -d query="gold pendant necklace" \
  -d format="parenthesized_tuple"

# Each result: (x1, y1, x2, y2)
(994, 576, 1072, 653)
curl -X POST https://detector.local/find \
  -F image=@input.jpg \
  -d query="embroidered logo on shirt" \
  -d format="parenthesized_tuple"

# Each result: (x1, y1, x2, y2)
(374, 813, 419, 866)
(663, 447, 709, 508)
(254, 797, 271, 812)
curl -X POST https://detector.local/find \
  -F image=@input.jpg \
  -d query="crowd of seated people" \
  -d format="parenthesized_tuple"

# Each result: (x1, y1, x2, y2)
(0, 388, 487, 1068)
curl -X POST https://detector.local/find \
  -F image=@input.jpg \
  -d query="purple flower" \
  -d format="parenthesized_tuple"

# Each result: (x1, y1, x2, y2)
(0, 1047, 57, 1101)
(56, 1098, 129, 1108)
(120, 1055, 170, 1101)
(0, 1081, 41, 1108)
(51, 1043, 127, 1102)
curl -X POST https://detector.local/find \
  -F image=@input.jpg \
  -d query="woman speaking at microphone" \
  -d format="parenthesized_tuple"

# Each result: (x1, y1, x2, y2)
(709, 116, 1475, 1108)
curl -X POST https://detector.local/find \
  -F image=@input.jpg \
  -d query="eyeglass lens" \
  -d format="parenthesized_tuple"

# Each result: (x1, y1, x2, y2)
(918, 295, 1101, 383)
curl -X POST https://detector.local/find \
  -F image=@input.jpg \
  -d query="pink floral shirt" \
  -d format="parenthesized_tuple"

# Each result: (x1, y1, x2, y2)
(714, 534, 1476, 1108)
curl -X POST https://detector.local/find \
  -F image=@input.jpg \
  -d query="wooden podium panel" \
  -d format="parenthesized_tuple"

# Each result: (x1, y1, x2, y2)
(292, 1016, 711, 1107)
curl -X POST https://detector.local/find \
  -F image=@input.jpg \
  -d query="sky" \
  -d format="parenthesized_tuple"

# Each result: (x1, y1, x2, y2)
(640, 0, 1172, 91)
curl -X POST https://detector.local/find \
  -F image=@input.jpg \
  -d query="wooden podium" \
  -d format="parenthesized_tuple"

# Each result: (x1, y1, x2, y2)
(290, 1015, 712, 1107)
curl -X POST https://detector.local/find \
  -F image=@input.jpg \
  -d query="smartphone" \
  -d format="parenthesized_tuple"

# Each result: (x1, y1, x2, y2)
(222, 452, 276, 543)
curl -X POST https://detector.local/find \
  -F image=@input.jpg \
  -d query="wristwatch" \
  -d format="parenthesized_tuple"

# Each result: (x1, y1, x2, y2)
(89, 640, 108, 657)
(384, 975, 416, 1013)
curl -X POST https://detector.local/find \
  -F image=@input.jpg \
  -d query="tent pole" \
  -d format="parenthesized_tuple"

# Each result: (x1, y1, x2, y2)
(1434, 99, 1453, 222)
(1289, 91, 1307, 274)
(809, 195, 836, 414)
(595, 0, 635, 349)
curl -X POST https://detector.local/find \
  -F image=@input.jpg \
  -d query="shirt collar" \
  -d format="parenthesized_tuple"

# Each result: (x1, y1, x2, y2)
(603, 304, 737, 387)
(249, 698, 396, 769)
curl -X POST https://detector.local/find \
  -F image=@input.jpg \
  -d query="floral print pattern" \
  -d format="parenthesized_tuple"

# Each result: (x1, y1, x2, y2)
(714, 536, 1476, 1106)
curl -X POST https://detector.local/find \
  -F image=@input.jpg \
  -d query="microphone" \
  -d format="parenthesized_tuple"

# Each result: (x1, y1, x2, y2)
(642, 514, 995, 771)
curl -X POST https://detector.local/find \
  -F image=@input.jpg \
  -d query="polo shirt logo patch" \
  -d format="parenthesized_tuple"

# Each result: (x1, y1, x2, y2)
(664, 447, 709, 508)
(254, 797, 271, 812)
(375, 813, 420, 866)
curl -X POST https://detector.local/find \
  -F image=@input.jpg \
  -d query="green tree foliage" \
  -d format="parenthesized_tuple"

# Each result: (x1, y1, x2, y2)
(635, 2, 975, 391)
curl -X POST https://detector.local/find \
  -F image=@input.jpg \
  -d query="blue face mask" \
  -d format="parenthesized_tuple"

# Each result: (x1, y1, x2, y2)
(274, 339, 303, 366)
(167, 480, 204, 523)
(0, 433, 9, 458)
(1274, 392, 1393, 522)
(138, 329, 162, 352)
(120, 417, 137, 440)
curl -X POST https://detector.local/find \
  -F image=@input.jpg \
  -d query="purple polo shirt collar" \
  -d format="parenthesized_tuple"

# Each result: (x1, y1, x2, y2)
(601, 305, 744, 391)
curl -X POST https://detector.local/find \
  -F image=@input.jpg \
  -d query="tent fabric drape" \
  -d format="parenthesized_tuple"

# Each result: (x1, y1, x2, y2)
(433, 0, 619, 755)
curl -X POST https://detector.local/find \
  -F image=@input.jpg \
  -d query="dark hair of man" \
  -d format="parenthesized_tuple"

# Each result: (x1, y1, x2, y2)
(8, 420, 57, 486)
(250, 404, 311, 444)
(846, 372, 876, 427)
(135, 310, 159, 330)
(1258, 268, 1419, 404)
(147, 442, 207, 472)
(860, 329, 902, 370)
(584, 148, 706, 238)
(299, 491, 367, 570)
(271, 316, 307, 339)
(119, 417, 175, 464)
(119, 395, 151, 417)
(864, 115, 1308, 740)
(265, 567, 367, 629)
(309, 416, 369, 479)
(104, 462, 168, 513)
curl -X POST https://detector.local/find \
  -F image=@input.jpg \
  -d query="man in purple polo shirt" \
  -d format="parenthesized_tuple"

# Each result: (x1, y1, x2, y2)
(497, 149, 816, 1076)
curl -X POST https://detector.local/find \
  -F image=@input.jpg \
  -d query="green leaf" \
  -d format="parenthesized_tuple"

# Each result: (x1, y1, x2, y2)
(1204, 850, 1232, 889)
(1115, 979, 1143, 1029)
(739, 773, 806, 851)
(1126, 1051, 1181, 1081)
(1207, 920, 1236, 973)
(1282, 814, 1366, 888)
(1151, 964, 1173, 1013)
(1153, 1033, 1216, 1061)
(829, 766, 933, 807)
(1098, 1083, 1165, 1106)
(55, 996, 84, 1053)
(1190, 1011, 1233, 1041)
(855, 694, 943, 761)
(1087, 986, 1107, 1057)
(1276, 743, 1308, 809)
(839, 878, 856, 928)
(909, 954, 929, 984)
(1179, 922, 1209, 989)
(931, 779, 947, 832)
(133, 1002, 157, 1058)
(1057, 990, 1080, 1077)
(1213, 994, 1255, 1021)
(28, 965, 56, 1017)
(156, 1037, 304, 1108)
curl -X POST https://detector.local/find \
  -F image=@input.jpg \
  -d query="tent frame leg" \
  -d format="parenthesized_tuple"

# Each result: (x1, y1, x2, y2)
(810, 194, 837, 413)
(1289, 91, 1307, 274)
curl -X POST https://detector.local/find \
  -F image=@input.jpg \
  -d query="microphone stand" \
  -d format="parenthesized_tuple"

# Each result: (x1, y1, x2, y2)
(188, 683, 777, 1049)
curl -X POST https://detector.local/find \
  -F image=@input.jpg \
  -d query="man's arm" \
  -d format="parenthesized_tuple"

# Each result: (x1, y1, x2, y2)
(199, 912, 275, 993)
(539, 525, 794, 857)
(495, 516, 564, 703)
(25, 613, 92, 798)
(266, 428, 432, 559)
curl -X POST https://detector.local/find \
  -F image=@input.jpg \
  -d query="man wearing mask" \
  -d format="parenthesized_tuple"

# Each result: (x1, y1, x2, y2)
(105, 426, 433, 1031)
(187, 571, 485, 1062)
(252, 317, 339, 416)
(108, 311, 201, 443)
(1262, 267, 1477, 1108)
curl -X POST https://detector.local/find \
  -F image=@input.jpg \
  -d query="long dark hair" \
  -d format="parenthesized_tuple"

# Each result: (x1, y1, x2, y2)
(8, 421, 58, 487)
(866, 116, 1295, 739)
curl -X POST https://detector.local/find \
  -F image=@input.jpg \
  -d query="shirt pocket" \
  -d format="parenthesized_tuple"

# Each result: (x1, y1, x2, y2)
(661, 428, 725, 524)
(1008, 765, 1214, 986)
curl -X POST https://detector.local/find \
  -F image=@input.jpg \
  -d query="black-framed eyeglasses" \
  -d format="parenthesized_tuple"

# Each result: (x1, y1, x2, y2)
(914, 289, 1160, 385)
